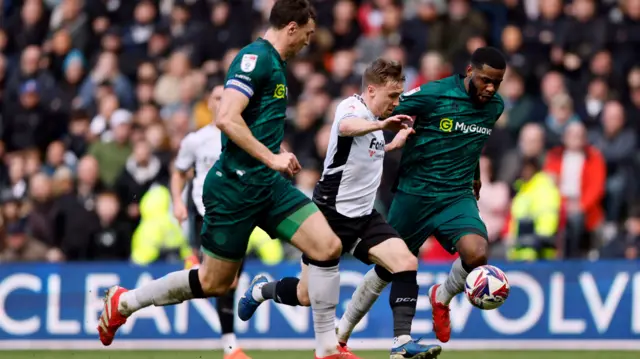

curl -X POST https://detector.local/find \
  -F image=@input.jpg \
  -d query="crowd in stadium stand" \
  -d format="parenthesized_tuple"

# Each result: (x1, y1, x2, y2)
(0, 0, 639, 264)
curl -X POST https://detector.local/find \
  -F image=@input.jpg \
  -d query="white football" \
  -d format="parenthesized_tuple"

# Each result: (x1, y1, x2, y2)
(464, 265, 510, 310)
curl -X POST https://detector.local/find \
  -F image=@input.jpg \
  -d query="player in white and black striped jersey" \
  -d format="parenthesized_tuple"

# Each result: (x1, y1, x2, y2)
(241, 59, 442, 359)
(170, 85, 251, 359)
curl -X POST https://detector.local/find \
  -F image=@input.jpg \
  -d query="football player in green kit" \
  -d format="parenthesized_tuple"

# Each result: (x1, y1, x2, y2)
(97, 1, 364, 358)
(335, 47, 506, 347)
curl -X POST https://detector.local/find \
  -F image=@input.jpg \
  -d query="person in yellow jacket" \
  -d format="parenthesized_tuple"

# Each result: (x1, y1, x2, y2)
(246, 226, 284, 265)
(131, 185, 192, 265)
(507, 157, 561, 261)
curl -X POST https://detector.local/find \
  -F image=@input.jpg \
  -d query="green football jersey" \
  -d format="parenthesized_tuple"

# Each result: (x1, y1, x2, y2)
(218, 38, 289, 185)
(392, 74, 504, 198)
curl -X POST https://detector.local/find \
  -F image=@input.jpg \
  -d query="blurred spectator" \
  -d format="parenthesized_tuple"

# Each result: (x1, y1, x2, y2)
(575, 77, 609, 128)
(26, 172, 56, 247)
(544, 92, 580, 149)
(431, 0, 488, 63)
(7, 46, 58, 104)
(602, 204, 640, 260)
(5, 155, 29, 202)
(507, 157, 560, 261)
(356, 3, 403, 67)
(42, 141, 69, 176)
(130, 185, 190, 265)
(544, 122, 606, 258)
(51, 166, 74, 197)
(87, 191, 132, 260)
(500, 69, 536, 136)
(53, 155, 102, 260)
(154, 50, 191, 107)
(0, 219, 51, 262)
(49, 0, 91, 54)
(62, 109, 90, 162)
(499, 123, 546, 186)
(477, 156, 510, 243)
(78, 51, 135, 110)
(555, 0, 607, 76)
(409, 51, 450, 90)
(627, 67, 640, 135)
(501, 25, 533, 86)
(5, 0, 49, 56)
(589, 101, 636, 224)
(165, 0, 203, 53)
(401, 0, 439, 69)
(533, 71, 567, 122)
(88, 109, 133, 187)
(121, 1, 157, 53)
(3, 79, 66, 153)
(115, 139, 167, 225)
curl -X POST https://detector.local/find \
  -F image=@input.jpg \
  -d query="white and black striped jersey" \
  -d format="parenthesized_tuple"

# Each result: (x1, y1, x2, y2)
(313, 94, 385, 218)
(174, 125, 222, 216)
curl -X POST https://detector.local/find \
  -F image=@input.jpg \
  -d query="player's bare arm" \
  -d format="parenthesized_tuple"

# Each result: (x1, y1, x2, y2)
(216, 88, 300, 176)
(339, 114, 412, 137)
(170, 167, 190, 222)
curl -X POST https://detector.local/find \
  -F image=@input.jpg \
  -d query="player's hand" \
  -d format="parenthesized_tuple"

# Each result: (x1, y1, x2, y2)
(269, 152, 301, 176)
(473, 180, 482, 200)
(173, 201, 188, 222)
(390, 128, 415, 149)
(380, 115, 413, 132)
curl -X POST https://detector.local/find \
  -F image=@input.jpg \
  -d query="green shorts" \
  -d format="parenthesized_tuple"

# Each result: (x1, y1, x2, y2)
(387, 191, 488, 255)
(200, 168, 317, 261)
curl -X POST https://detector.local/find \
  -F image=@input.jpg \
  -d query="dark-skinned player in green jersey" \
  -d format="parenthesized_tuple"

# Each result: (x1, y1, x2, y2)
(97, 1, 364, 358)
(334, 47, 507, 346)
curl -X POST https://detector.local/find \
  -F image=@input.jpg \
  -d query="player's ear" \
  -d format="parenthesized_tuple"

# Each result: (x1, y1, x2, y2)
(287, 22, 298, 35)
(466, 64, 473, 77)
(367, 84, 375, 96)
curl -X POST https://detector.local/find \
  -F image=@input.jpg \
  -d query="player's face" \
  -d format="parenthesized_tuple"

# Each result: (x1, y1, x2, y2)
(287, 19, 316, 57)
(368, 80, 405, 117)
(467, 64, 505, 104)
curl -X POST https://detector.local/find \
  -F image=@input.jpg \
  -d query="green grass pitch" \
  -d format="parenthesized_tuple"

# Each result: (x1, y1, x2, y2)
(5, 351, 640, 359)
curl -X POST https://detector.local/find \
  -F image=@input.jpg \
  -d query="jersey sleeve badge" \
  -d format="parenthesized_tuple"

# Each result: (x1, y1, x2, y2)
(241, 54, 258, 72)
(403, 87, 420, 97)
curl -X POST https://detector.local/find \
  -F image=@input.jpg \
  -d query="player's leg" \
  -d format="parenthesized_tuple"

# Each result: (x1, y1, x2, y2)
(98, 251, 244, 345)
(262, 179, 346, 358)
(338, 213, 441, 359)
(337, 192, 435, 343)
(243, 257, 310, 316)
(97, 171, 257, 346)
(427, 195, 489, 343)
(244, 256, 310, 309)
(336, 190, 438, 347)
(218, 260, 251, 359)
(242, 205, 361, 313)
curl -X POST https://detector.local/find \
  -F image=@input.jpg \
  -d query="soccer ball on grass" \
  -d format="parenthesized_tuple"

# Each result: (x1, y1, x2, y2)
(464, 265, 510, 310)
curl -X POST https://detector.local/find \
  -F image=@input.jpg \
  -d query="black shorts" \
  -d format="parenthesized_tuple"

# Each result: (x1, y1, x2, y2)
(303, 203, 400, 265)
(191, 212, 244, 275)
(191, 212, 204, 249)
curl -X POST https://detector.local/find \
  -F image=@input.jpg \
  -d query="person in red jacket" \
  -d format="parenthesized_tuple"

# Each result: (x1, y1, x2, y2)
(544, 121, 606, 258)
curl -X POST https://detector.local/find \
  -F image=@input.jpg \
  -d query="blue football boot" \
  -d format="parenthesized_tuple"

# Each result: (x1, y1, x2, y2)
(238, 275, 268, 321)
(390, 339, 442, 359)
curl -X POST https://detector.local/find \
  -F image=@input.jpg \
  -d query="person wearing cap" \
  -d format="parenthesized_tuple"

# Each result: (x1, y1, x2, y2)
(88, 109, 133, 187)
(0, 219, 52, 262)
(4, 79, 66, 153)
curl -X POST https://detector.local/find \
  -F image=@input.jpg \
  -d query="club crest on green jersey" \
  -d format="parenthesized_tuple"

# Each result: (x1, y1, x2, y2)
(241, 54, 258, 72)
